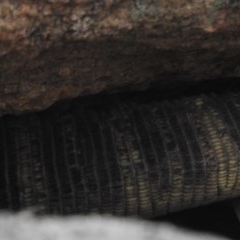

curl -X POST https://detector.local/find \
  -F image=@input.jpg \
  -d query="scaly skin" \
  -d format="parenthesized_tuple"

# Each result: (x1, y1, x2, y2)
(0, 91, 240, 217)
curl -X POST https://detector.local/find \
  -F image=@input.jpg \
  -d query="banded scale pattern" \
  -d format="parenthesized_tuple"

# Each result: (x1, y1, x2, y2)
(0, 92, 240, 217)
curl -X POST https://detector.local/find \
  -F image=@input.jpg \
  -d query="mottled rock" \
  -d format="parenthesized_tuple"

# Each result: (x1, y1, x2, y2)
(0, 0, 240, 114)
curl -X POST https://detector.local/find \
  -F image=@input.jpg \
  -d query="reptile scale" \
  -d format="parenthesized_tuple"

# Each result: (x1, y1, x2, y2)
(0, 91, 240, 217)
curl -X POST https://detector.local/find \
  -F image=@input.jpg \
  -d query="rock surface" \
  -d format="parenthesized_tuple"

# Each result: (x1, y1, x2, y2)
(0, 213, 230, 240)
(0, 0, 240, 114)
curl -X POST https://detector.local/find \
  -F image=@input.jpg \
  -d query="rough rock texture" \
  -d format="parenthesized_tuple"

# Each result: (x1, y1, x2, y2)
(0, 0, 240, 114)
